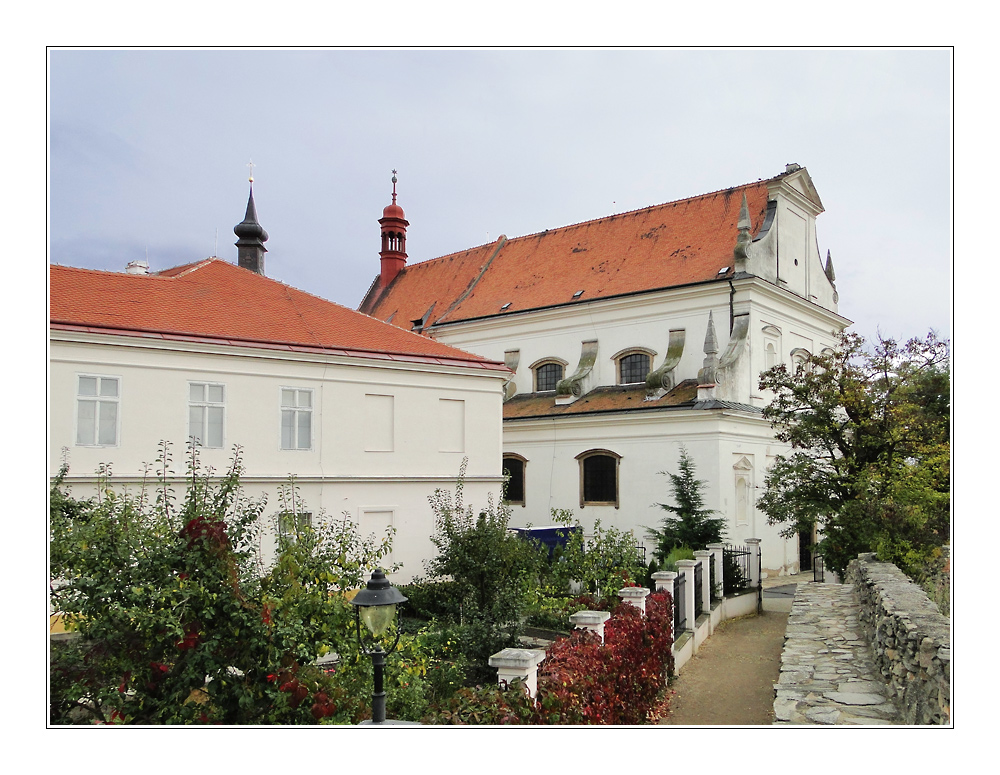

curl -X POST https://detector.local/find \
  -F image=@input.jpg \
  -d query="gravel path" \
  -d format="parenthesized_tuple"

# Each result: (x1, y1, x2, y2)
(660, 609, 790, 726)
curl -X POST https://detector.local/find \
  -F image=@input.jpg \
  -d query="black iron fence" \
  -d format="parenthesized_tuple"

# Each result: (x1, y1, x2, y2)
(694, 560, 704, 617)
(722, 544, 753, 594)
(673, 572, 687, 633)
(710, 558, 719, 603)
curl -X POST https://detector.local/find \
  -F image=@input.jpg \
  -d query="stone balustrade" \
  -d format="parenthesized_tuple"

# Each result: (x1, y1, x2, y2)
(845, 553, 950, 725)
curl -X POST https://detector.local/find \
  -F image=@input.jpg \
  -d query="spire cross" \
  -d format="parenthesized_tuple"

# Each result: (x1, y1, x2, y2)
(247, 159, 255, 183)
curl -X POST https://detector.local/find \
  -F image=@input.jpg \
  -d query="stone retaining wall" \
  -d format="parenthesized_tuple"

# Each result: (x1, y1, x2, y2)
(845, 553, 950, 725)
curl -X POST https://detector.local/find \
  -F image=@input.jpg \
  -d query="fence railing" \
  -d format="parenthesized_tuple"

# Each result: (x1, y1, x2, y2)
(673, 572, 686, 633)
(710, 559, 719, 603)
(723, 544, 753, 594)
(813, 553, 825, 583)
(693, 561, 704, 617)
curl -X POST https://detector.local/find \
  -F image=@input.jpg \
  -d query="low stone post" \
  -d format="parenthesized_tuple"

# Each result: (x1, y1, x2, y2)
(618, 585, 650, 615)
(707, 543, 724, 597)
(651, 570, 677, 593)
(569, 610, 611, 643)
(676, 559, 697, 629)
(694, 550, 712, 613)
(488, 648, 546, 698)
(746, 538, 762, 588)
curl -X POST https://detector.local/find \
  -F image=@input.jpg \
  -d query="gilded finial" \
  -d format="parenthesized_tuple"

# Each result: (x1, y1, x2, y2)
(247, 158, 255, 183)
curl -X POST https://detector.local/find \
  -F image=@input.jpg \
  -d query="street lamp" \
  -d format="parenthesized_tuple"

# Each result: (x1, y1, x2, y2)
(350, 568, 408, 724)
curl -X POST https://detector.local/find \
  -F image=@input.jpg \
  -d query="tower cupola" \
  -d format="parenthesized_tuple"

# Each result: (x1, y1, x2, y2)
(235, 166, 268, 275)
(378, 170, 409, 288)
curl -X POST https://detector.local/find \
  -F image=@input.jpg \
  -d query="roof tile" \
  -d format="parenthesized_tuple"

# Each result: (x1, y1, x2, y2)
(50, 259, 502, 368)
(363, 175, 779, 328)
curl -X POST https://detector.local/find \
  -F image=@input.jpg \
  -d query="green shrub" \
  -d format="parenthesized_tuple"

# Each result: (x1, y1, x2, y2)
(49, 442, 392, 725)
(661, 546, 695, 572)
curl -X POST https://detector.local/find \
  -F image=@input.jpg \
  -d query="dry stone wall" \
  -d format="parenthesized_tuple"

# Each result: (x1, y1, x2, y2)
(845, 554, 950, 725)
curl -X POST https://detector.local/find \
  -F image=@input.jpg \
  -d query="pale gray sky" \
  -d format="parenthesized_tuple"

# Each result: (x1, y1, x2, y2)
(48, 48, 951, 346)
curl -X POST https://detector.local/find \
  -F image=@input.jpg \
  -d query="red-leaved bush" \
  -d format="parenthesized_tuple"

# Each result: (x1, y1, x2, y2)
(424, 590, 674, 725)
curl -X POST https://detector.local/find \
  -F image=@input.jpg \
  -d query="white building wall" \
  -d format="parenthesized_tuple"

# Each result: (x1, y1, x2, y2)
(50, 332, 507, 584)
(425, 277, 845, 578)
(502, 409, 796, 576)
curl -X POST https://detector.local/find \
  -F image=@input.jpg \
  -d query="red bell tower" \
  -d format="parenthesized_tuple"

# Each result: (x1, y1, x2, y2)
(378, 170, 408, 288)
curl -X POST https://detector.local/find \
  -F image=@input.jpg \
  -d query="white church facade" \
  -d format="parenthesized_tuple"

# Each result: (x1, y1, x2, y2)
(360, 165, 850, 576)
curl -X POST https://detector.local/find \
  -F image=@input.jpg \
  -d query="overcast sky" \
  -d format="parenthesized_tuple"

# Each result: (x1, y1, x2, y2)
(48, 48, 952, 346)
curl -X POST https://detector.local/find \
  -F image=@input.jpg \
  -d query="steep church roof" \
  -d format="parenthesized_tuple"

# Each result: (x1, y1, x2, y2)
(360, 169, 798, 329)
(50, 259, 505, 371)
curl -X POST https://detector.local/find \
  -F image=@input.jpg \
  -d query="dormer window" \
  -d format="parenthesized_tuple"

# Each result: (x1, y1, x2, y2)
(534, 361, 565, 392)
(616, 350, 653, 385)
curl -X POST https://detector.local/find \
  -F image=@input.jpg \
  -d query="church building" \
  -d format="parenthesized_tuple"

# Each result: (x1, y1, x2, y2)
(359, 165, 851, 576)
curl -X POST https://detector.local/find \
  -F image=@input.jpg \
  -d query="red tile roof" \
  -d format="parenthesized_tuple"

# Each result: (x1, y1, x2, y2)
(50, 259, 505, 370)
(502, 380, 700, 420)
(361, 173, 783, 328)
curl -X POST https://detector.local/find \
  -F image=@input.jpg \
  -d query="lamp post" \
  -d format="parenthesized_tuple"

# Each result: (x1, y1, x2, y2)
(349, 568, 408, 724)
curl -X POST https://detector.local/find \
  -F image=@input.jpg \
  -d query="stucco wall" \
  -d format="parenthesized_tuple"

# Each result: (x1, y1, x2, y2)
(50, 333, 507, 584)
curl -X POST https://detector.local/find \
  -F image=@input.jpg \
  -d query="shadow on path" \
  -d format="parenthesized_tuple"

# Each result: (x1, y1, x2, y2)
(660, 609, 789, 726)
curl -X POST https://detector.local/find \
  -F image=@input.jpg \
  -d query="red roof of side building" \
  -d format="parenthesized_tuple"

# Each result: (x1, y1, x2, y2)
(360, 173, 782, 328)
(50, 259, 506, 371)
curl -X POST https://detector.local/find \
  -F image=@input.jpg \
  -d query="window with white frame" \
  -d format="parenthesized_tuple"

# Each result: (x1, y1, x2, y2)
(278, 510, 312, 541)
(76, 375, 120, 446)
(189, 382, 225, 448)
(280, 388, 313, 450)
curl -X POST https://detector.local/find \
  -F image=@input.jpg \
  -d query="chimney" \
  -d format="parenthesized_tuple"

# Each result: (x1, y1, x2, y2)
(126, 260, 149, 275)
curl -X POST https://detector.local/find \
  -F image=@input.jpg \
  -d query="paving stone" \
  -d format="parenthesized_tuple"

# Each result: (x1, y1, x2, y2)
(823, 692, 886, 705)
(772, 583, 902, 726)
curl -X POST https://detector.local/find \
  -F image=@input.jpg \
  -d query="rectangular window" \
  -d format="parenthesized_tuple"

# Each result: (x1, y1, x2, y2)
(189, 382, 225, 448)
(280, 388, 313, 450)
(76, 375, 119, 446)
(278, 511, 312, 542)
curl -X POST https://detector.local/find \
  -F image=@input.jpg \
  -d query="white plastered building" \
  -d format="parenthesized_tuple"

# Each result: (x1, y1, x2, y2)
(50, 186, 508, 584)
(360, 165, 850, 576)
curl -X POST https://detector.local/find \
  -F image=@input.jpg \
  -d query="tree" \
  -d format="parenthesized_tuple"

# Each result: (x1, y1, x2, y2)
(647, 446, 726, 561)
(757, 331, 950, 575)
(546, 509, 644, 600)
(49, 442, 392, 724)
(423, 459, 542, 675)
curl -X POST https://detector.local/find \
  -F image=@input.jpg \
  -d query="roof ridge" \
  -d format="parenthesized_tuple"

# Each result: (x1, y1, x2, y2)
(503, 174, 782, 243)
(401, 172, 786, 273)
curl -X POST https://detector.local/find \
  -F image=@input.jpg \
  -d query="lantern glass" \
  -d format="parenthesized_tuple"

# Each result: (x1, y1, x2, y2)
(360, 603, 396, 637)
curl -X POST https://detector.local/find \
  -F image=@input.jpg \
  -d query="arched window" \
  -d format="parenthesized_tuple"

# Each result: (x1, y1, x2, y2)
(612, 348, 654, 385)
(576, 449, 621, 508)
(502, 454, 527, 506)
(532, 360, 566, 392)
(790, 347, 812, 372)
(765, 342, 777, 371)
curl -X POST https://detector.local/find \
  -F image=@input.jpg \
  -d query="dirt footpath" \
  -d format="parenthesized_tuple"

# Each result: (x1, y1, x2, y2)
(660, 609, 790, 726)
